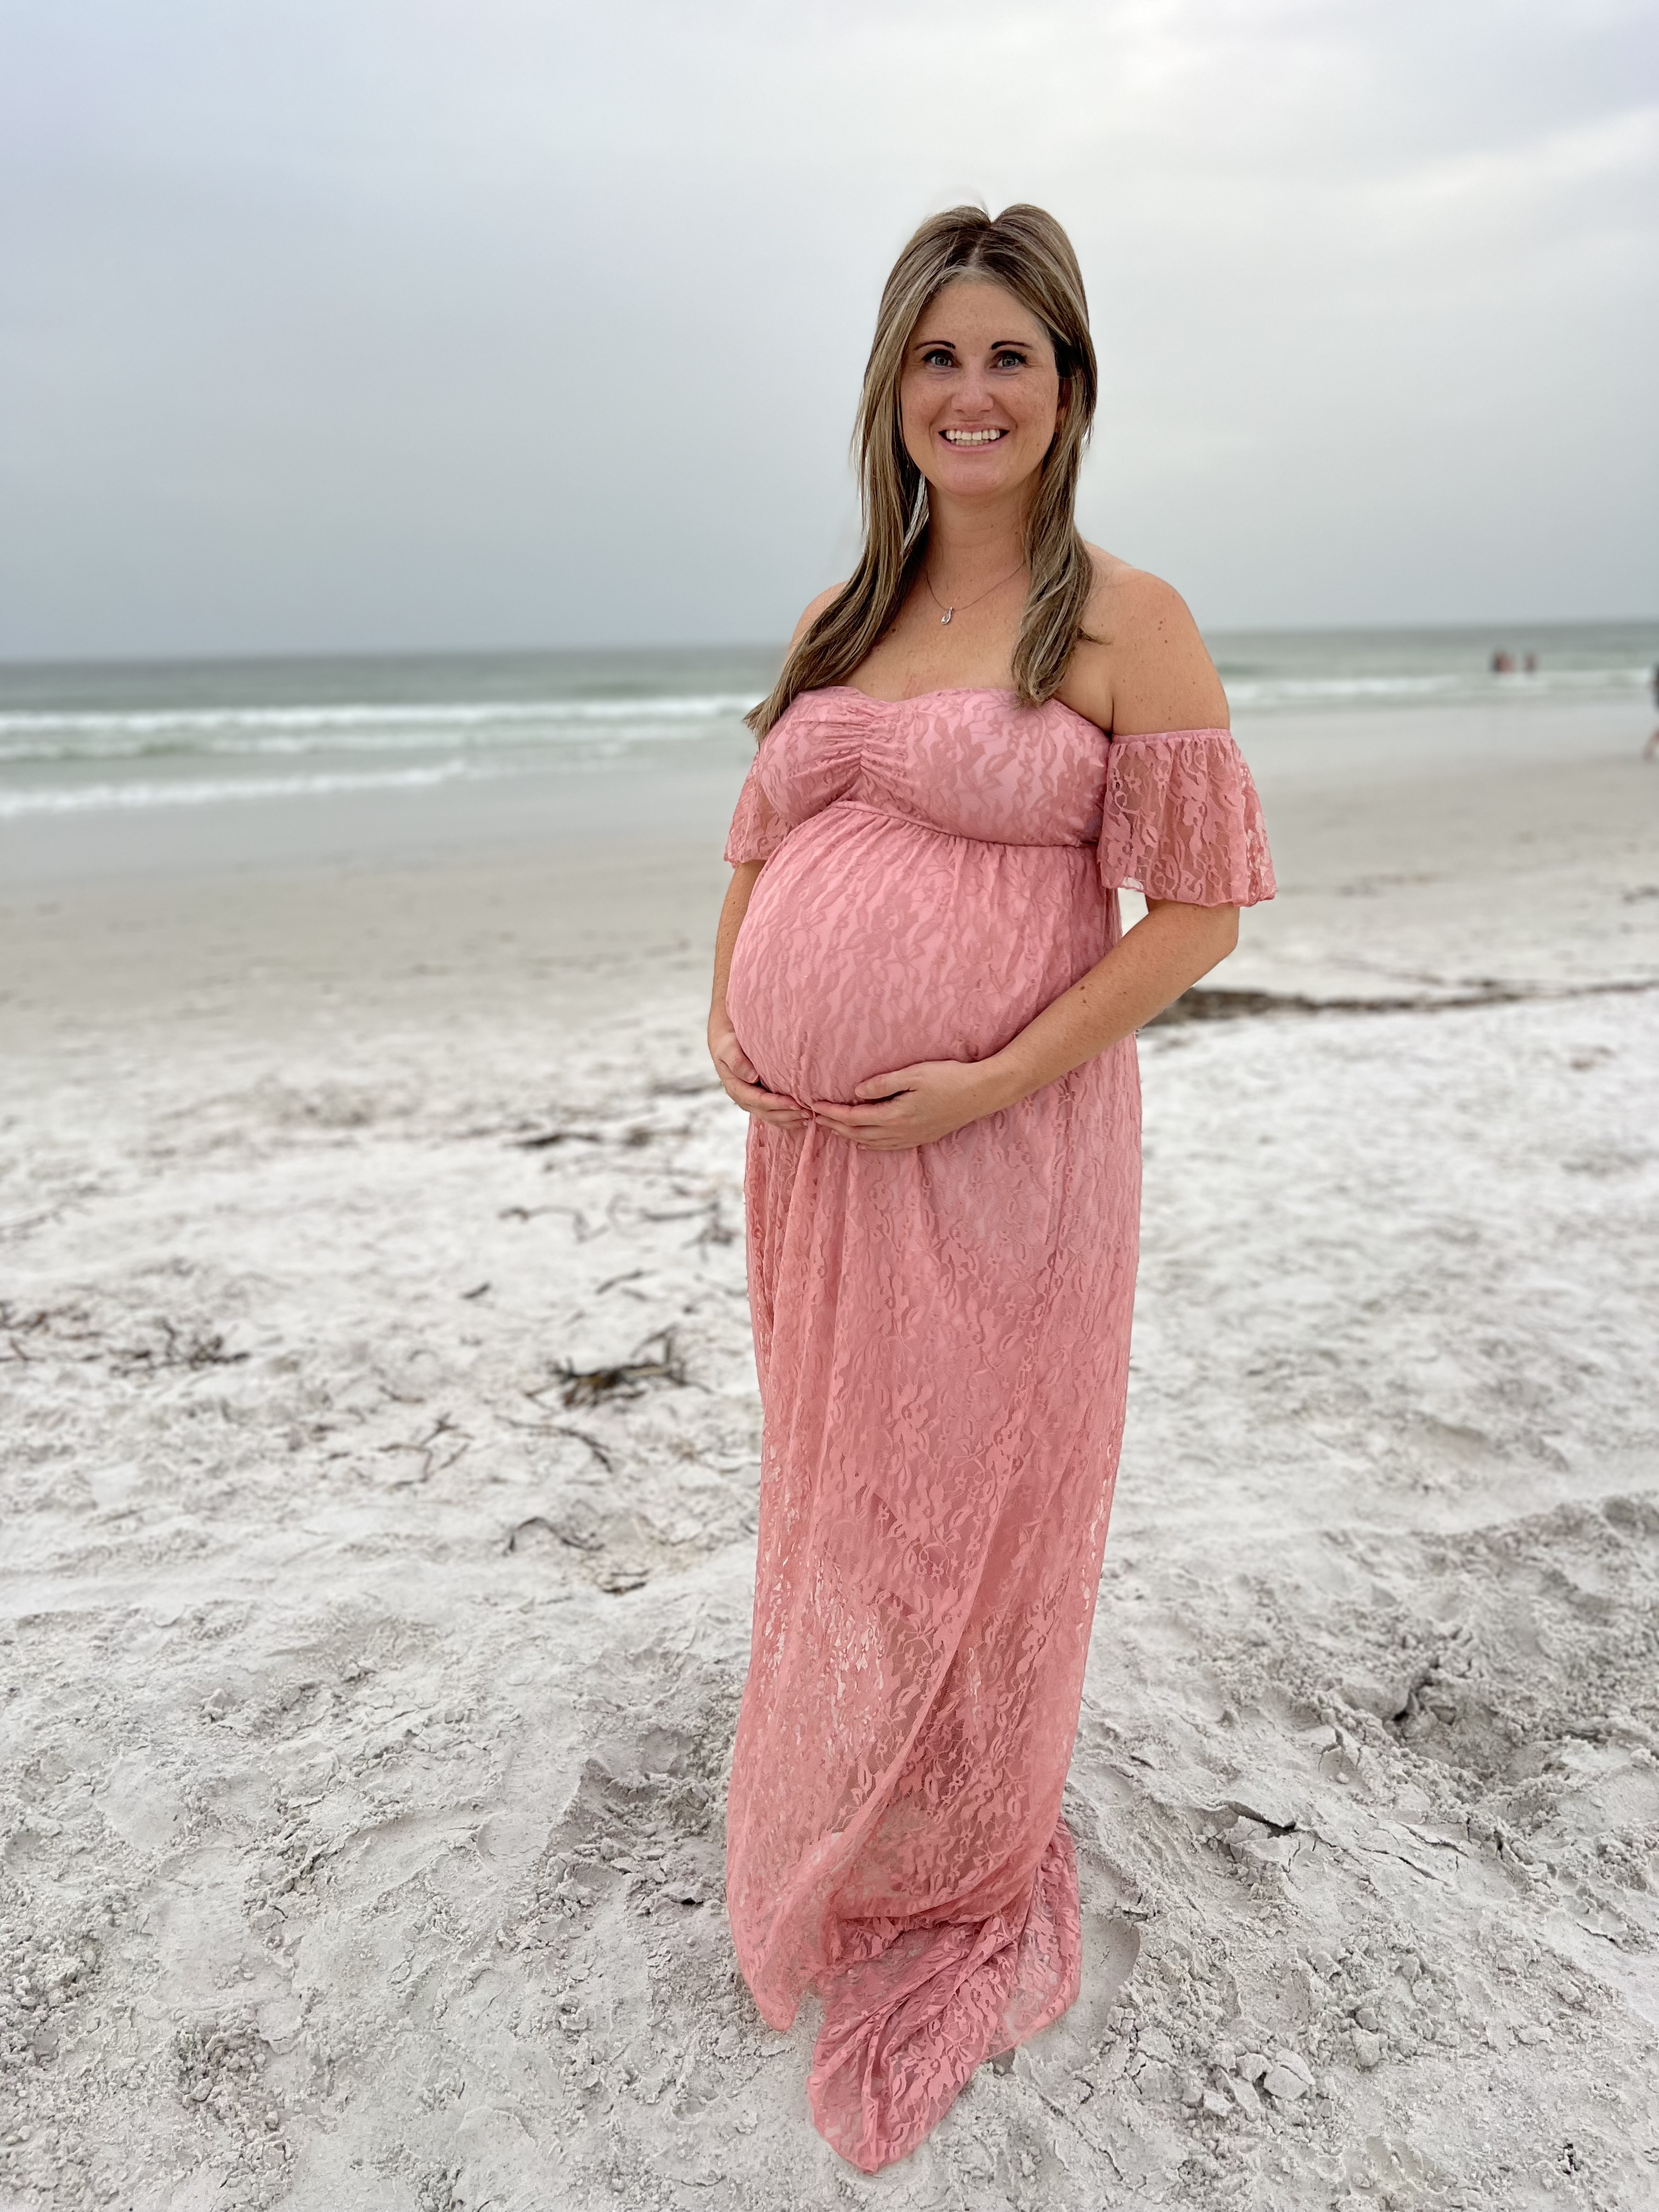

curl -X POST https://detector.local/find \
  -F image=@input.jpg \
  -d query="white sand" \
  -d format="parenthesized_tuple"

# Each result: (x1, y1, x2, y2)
(2, 721, 1658, 2210)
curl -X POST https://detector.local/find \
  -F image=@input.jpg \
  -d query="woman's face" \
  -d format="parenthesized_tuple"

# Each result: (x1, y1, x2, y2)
(899, 279, 1064, 505)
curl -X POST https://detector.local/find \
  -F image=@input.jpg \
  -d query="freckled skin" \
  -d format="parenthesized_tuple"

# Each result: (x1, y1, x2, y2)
(896, 281, 1065, 531)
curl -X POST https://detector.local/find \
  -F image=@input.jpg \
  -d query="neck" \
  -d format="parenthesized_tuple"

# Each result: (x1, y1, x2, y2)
(923, 482, 1032, 583)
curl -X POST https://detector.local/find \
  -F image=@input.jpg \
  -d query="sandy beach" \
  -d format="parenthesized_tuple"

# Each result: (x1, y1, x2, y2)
(3, 699, 1658, 2210)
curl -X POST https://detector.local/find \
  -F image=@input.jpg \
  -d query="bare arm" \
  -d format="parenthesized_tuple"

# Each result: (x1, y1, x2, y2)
(988, 898, 1236, 1094)
(710, 859, 761, 1037)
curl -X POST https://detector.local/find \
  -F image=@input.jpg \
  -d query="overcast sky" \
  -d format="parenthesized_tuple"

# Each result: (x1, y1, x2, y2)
(1, 0, 1654, 659)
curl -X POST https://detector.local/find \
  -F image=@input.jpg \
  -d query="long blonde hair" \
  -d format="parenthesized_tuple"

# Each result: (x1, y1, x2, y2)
(747, 203, 1099, 738)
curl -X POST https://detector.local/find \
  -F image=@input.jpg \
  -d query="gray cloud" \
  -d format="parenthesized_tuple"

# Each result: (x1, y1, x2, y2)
(1, 0, 1654, 657)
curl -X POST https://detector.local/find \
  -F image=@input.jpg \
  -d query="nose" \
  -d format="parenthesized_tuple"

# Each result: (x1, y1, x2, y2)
(953, 367, 997, 417)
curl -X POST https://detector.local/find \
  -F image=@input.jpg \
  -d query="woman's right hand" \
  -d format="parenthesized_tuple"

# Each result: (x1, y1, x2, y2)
(709, 1015, 808, 1131)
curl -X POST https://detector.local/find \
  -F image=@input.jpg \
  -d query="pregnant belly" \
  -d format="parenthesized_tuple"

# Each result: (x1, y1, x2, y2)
(726, 804, 1110, 1105)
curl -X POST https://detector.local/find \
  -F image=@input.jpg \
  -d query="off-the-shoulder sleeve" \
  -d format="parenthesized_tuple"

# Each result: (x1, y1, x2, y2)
(724, 751, 790, 866)
(1098, 728, 1275, 905)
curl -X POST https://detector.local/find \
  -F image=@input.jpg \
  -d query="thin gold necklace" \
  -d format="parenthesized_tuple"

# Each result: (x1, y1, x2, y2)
(922, 558, 1028, 626)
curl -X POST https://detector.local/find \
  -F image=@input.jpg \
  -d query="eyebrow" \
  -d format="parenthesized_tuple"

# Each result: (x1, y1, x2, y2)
(911, 336, 1035, 352)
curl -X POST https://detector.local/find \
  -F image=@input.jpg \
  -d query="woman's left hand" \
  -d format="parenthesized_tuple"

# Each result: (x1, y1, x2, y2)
(806, 1060, 1013, 1150)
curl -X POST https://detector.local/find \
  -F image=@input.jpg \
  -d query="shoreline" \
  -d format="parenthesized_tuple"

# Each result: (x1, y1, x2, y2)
(4, 699, 1656, 1053)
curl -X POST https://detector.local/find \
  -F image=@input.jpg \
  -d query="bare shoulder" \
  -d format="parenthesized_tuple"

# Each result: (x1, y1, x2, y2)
(789, 582, 848, 649)
(1065, 547, 1229, 735)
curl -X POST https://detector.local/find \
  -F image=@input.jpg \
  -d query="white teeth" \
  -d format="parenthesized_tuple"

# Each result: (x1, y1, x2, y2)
(943, 428, 1004, 445)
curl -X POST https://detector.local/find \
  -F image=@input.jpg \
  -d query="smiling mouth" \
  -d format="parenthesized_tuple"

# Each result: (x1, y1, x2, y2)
(941, 428, 1007, 447)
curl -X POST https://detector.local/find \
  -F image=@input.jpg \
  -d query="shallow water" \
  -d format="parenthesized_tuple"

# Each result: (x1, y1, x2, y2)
(1, 623, 1654, 886)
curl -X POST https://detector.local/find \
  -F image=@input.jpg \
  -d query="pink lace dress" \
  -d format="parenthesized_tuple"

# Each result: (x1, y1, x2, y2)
(721, 686, 1273, 2171)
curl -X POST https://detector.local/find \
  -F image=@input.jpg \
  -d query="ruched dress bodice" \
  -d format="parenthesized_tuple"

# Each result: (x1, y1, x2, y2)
(720, 687, 1273, 2173)
(727, 688, 1112, 1105)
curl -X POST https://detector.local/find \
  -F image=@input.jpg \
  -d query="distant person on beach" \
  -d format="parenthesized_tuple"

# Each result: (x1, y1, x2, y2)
(1491, 648, 1515, 673)
(707, 203, 1274, 2171)
(1646, 663, 1659, 760)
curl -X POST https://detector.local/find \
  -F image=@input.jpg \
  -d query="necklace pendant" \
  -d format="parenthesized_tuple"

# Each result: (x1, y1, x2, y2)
(940, 608, 953, 625)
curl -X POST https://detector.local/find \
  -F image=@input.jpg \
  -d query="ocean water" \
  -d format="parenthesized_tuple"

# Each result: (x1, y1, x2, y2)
(1, 622, 1654, 883)
(1210, 621, 1658, 713)
(0, 647, 777, 823)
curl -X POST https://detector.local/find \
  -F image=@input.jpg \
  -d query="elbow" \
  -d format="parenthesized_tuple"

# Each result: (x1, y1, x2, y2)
(1146, 896, 1240, 973)
(1189, 904, 1238, 979)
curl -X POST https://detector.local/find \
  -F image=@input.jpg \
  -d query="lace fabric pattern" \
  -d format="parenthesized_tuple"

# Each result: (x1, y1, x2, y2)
(721, 687, 1272, 2170)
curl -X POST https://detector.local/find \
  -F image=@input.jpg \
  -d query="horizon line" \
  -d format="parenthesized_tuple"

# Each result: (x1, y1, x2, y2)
(3, 611, 1657, 678)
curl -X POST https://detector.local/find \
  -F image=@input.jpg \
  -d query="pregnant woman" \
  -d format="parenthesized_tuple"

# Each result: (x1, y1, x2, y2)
(708, 203, 1274, 2172)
